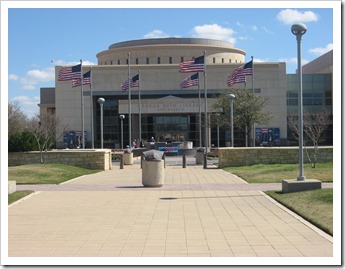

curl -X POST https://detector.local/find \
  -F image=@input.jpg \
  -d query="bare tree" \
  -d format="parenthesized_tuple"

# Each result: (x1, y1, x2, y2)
(8, 102, 28, 136)
(28, 112, 68, 164)
(288, 110, 331, 167)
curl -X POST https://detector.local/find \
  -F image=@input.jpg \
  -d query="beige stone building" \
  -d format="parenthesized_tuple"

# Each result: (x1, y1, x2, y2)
(41, 38, 289, 149)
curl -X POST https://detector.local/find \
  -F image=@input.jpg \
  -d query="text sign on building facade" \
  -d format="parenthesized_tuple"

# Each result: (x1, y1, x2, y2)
(119, 97, 220, 114)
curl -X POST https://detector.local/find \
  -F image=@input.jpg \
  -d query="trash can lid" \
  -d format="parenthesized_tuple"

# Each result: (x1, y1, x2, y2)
(196, 147, 206, 152)
(142, 149, 164, 161)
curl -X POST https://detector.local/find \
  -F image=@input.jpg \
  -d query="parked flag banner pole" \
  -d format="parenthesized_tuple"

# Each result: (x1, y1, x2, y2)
(179, 73, 201, 146)
(80, 60, 85, 149)
(204, 51, 208, 153)
(90, 67, 94, 149)
(128, 52, 132, 148)
(227, 59, 253, 147)
(138, 70, 142, 145)
(198, 82, 202, 147)
(178, 55, 204, 149)
(252, 56, 255, 147)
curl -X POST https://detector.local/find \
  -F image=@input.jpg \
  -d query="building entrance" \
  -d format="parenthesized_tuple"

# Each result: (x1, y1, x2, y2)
(155, 115, 189, 142)
(140, 114, 199, 145)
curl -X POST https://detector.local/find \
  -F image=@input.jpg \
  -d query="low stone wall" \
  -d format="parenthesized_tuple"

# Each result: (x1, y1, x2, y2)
(218, 146, 333, 168)
(8, 149, 112, 170)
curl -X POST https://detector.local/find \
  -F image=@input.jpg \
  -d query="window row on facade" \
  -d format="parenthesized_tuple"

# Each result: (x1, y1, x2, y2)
(99, 56, 241, 66)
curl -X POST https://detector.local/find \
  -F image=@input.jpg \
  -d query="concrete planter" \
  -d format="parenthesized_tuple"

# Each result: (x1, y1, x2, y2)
(142, 160, 164, 187)
(8, 181, 16, 194)
(123, 152, 133, 165)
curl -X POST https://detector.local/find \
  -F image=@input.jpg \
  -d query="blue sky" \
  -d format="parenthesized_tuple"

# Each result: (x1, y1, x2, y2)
(2, 1, 338, 118)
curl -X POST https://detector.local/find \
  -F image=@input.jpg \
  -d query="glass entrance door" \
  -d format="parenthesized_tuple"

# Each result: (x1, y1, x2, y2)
(155, 115, 189, 142)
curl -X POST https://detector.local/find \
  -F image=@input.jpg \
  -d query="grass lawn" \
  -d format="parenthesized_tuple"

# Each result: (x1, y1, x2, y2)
(8, 164, 101, 204)
(266, 189, 333, 235)
(8, 190, 34, 205)
(8, 163, 101, 185)
(223, 162, 333, 236)
(223, 162, 333, 184)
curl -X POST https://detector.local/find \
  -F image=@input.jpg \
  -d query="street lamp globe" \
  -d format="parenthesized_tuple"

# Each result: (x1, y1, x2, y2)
(97, 97, 105, 105)
(291, 23, 307, 36)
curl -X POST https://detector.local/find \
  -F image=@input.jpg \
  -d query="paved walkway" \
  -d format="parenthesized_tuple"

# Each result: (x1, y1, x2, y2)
(8, 157, 333, 262)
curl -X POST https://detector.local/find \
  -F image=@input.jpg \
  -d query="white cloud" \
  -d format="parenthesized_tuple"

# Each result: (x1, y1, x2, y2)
(52, 59, 96, 66)
(237, 22, 274, 35)
(8, 74, 19, 81)
(261, 26, 275, 35)
(191, 24, 236, 44)
(277, 9, 319, 25)
(254, 58, 269, 63)
(10, 59, 96, 91)
(237, 36, 252, 41)
(12, 67, 54, 90)
(278, 57, 309, 66)
(143, 30, 170, 39)
(309, 43, 333, 56)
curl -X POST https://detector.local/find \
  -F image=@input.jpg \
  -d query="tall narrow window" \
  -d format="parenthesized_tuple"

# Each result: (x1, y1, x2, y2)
(169, 57, 172, 64)
(181, 56, 184, 63)
(136, 58, 139, 64)
(146, 57, 149, 64)
(213, 58, 216, 64)
(117, 60, 120, 65)
(157, 57, 161, 64)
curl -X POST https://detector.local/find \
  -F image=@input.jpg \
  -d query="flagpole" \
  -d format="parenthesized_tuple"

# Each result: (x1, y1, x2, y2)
(138, 70, 142, 145)
(80, 60, 85, 149)
(204, 51, 208, 153)
(128, 52, 132, 148)
(90, 67, 94, 149)
(198, 81, 201, 147)
(251, 56, 255, 147)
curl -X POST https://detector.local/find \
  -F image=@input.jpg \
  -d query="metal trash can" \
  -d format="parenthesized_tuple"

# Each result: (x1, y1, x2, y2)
(142, 150, 165, 187)
(195, 147, 205, 164)
(123, 148, 133, 165)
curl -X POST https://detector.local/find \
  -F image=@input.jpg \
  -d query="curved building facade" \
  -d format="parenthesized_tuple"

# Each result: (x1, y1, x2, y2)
(97, 38, 246, 66)
(52, 37, 288, 149)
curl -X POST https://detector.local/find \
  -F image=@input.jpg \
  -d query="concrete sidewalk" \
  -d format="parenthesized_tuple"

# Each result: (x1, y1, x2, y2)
(8, 159, 333, 262)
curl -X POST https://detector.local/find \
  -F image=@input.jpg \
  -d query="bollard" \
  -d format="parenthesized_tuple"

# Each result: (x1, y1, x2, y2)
(120, 154, 124, 169)
(203, 153, 207, 169)
(182, 154, 186, 168)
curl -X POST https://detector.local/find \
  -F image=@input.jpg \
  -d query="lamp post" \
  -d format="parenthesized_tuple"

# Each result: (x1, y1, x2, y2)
(97, 97, 105, 149)
(229, 94, 236, 147)
(291, 23, 307, 181)
(216, 113, 220, 148)
(119, 115, 125, 149)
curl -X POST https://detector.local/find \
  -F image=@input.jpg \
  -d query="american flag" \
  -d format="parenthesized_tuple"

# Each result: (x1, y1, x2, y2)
(121, 74, 140, 91)
(72, 71, 91, 88)
(227, 60, 253, 87)
(179, 55, 205, 73)
(58, 64, 82, 81)
(180, 73, 199, 89)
